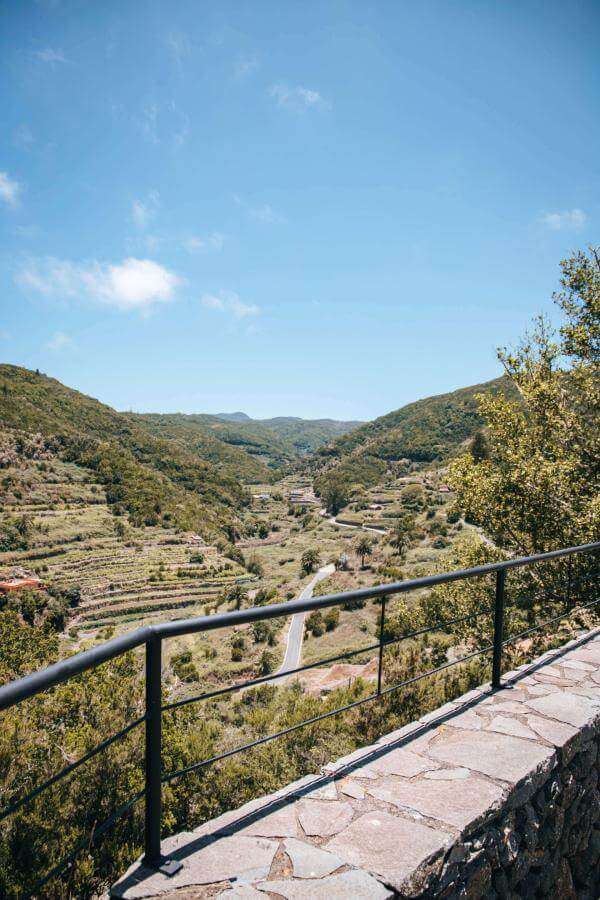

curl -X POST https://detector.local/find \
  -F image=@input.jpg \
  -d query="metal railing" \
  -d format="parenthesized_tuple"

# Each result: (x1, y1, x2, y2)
(0, 541, 599, 892)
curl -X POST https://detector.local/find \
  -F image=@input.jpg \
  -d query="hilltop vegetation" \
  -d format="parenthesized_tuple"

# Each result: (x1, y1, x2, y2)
(229, 414, 362, 454)
(0, 366, 250, 538)
(313, 376, 516, 502)
(133, 410, 361, 469)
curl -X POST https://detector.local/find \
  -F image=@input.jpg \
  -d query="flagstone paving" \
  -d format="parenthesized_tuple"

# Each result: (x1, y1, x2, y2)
(111, 629, 600, 899)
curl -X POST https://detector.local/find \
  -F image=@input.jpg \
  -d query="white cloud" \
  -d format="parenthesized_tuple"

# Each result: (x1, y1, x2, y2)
(541, 208, 587, 231)
(0, 172, 21, 207)
(131, 191, 160, 229)
(183, 232, 226, 254)
(233, 194, 283, 224)
(233, 56, 258, 79)
(17, 257, 180, 311)
(269, 83, 329, 112)
(35, 47, 67, 65)
(201, 290, 260, 319)
(47, 332, 72, 351)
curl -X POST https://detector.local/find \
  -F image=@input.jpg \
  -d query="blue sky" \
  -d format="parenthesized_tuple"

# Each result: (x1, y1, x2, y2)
(1, 0, 598, 420)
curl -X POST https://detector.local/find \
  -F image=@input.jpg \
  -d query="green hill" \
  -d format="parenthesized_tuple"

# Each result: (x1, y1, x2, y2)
(129, 412, 292, 475)
(0, 365, 253, 537)
(313, 375, 515, 492)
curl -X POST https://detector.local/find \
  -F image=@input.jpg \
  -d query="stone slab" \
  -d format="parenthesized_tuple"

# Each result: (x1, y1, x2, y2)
(257, 869, 393, 899)
(367, 770, 505, 830)
(111, 835, 278, 898)
(296, 799, 354, 837)
(368, 746, 439, 778)
(283, 838, 343, 878)
(326, 810, 451, 891)
(525, 691, 600, 728)
(427, 727, 554, 784)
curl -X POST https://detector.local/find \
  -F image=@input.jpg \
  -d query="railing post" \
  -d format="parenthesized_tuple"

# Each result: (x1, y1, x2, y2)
(377, 597, 387, 695)
(492, 569, 506, 690)
(143, 635, 181, 876)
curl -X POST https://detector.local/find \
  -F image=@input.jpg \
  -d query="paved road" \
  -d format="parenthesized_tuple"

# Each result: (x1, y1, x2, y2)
(274, 563, 335, 681)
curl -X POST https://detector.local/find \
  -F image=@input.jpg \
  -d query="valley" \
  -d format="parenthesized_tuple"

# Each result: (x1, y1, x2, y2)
(0, 363, 497, 703)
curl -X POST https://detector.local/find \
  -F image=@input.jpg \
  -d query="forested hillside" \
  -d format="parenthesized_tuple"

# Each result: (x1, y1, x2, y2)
(0, 366, 252, 537)
(313, 375, 516, 494)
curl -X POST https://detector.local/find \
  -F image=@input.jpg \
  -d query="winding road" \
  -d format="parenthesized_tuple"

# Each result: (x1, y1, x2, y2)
(273, 563, 335, 681)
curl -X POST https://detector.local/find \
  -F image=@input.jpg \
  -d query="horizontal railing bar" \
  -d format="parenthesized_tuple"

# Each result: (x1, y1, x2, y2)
(0, 715, 145, 822)
(508, 570, 598, 610)
(162, 691, 381, 783)
(162, 643, 382, 712)
(162, 643, 494, 785)
(155, 543, 600, 640)
(163, 605, 494, 712)
(378, 643, 494, 699)
(28, 787, 145, 896)
(0, 627, 151, 713)
(1, 542, 598, 712)
(502, 593, 600, 647)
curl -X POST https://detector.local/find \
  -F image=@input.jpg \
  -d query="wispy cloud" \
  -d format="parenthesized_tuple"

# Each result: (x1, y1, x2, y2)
(541, 208, 587, 231)
(201, 290, 260, 319)
(131, 191, 160, 229)
(233, 56, 258, 80)
(139, 102, 190, 148)
(47, 332, 72, 351)
(233, 194, 283, 224)
(167, 32, 190, 76)
(269, 83, 330, 112)
(183, 232, 226, 254)
(0, 172, 21, 207)
(35, 47, 68, 65)
(17, 257, 180, 312)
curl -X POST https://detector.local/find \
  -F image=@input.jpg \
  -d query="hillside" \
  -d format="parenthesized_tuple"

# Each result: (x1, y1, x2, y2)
(212, 412, 362, 454)
(313, 375, 516, 491)
(133, 413, 297, 470)
(0, 365, 253, 537)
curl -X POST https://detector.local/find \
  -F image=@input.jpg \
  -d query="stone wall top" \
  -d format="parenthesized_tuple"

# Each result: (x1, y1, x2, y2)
(111, 627, 600, 899)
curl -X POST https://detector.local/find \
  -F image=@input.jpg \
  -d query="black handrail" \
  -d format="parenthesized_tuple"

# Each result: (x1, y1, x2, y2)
(0, 541, 598, 888)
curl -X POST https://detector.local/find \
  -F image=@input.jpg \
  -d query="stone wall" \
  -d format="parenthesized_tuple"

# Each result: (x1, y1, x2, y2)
(112, 629, 600, 900)
(419, 734, 600, 898)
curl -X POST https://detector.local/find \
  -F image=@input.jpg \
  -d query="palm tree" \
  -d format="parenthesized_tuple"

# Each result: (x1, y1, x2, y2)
(355, 535, 373, 569)
(389, 516, 412, 558)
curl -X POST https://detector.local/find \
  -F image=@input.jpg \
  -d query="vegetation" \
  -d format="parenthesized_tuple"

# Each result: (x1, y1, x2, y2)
(313, 375, 516, 496)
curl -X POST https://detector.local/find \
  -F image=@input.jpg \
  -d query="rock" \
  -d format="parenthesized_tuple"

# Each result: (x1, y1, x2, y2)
(296, 799, 354, 837)
(426, 727, 554, 784)
(366, 771, 505, 831)
(326, 810, 451, 892)
(256, 869, 393, 899)
(282, 838, 343, 879)
(110, 835, 279, 898)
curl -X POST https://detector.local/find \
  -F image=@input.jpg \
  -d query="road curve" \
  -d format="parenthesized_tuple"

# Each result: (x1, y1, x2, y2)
(273, 563, 335, 681)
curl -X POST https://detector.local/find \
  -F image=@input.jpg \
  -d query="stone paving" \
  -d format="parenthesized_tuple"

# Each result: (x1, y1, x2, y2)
(110, 628, 600, 899)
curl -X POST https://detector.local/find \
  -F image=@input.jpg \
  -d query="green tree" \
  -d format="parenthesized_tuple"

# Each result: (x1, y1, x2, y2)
(319, 476, 349, 516)
(449, 247, 599, 557)
(301, 548, 321, 575)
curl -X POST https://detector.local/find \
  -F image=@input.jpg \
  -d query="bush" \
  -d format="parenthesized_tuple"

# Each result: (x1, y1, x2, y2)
(324, 608, 340, 631)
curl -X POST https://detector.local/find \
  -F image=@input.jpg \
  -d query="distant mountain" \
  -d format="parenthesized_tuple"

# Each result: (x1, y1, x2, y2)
(214, 412, 253, 423)
(313, 375, 516, 491)
(210, 412, 363, 455)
